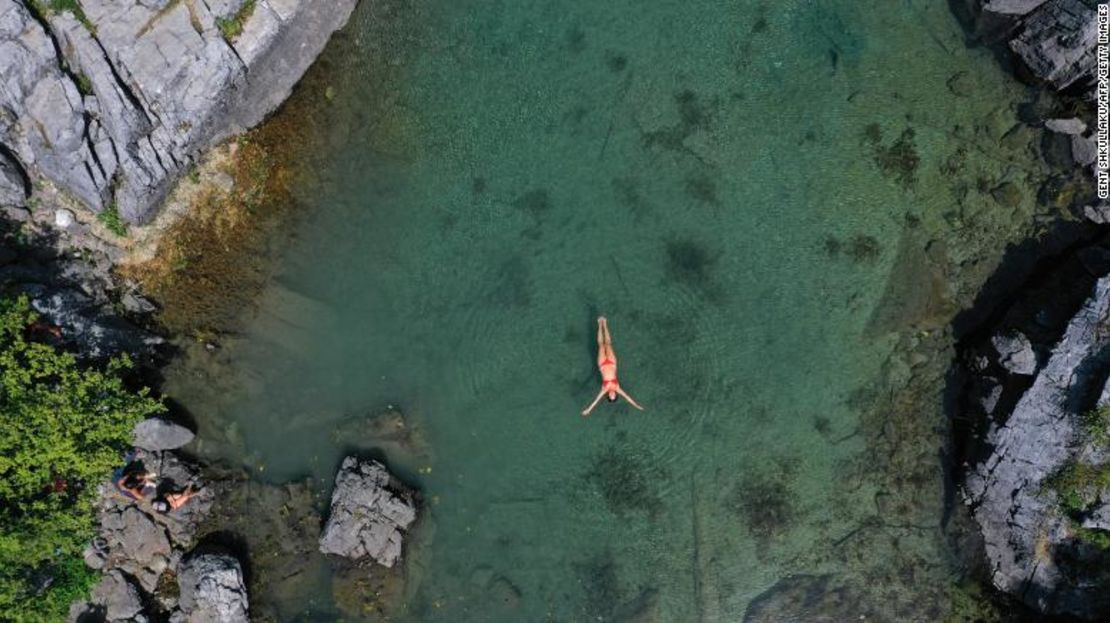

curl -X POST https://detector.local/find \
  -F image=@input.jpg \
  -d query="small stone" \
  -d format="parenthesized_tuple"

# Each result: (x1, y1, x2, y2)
(991, 331, 1037, 375)
(1045, 118, 1087, 135)
(210, 171, 235, 192)
(120, 291, 157, 314)
(1084, 204, 1110, 224)
(82, 540, 107, 570)
(1072, 134, 1096, 167)
(54, 209, 75, 228)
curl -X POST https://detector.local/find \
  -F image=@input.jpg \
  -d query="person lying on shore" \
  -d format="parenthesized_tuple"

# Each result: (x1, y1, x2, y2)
(152, 484, 201, 513)
(582, 316, 644, 416)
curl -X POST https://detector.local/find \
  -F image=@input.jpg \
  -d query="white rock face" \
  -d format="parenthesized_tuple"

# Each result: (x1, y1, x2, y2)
(319, 457, 418, 568)
(0, 0, 358, 222)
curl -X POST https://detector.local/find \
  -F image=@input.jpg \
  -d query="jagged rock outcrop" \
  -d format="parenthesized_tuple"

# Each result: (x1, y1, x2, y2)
(171, 552, 249, 623)
(89, 570, 146, 623)
(964, 276, 1110, 619)
(963, 0, 1097, 92)
(0, 0, 358, 223)
(319, 457, 418, 568)
(1010, 0, 1097, 91)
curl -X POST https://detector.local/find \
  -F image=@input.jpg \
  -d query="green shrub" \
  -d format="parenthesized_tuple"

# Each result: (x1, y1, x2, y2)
(1044, 460, 1110, 516)
(27, 0, 95, 33)
(216, 0, 256, 41)
(97, 203, 128, 237)
(1081, 405, 1110, 447)
(0, 296, 163, 621)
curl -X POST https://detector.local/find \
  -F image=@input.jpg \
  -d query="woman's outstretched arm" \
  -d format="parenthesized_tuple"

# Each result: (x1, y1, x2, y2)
(581, 388, 606, 416)
(617, 387, 644, 410)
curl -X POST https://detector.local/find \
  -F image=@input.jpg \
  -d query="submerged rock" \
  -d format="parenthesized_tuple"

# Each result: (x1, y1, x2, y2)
(172, 552, 249, 623)
(319, 457, 418, 567)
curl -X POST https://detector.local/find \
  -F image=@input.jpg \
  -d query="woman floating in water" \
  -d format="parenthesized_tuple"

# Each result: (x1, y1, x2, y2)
(582, 316, 644, 416)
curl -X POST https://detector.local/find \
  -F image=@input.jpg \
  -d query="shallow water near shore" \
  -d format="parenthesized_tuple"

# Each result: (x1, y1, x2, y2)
(165, 0, 1058, 619)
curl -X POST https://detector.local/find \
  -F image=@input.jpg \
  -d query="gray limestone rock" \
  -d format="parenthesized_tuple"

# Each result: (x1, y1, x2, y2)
(319, 457, 418, 567)
(0, 150, 27, 206)
(0, 0, 104, 209)
(991, 330, 1037, 375)
(99, 506, 172, 592)
(133, 418, 195, 451)
(1045, 117, 1087, 135)
(1084, 203, 1110, 224)
(983, 0, 1049, 15)
(90, 570, 144, 622)
(1082, 503, 1110, 531)
(1072, 134, 1096, 167)
(965, 276, 1110, 618)
(173, 553, 249, 623)
(1010, 0, 1097, 90)
(26, 285, 163, 359)
(0, 0, 358, 223)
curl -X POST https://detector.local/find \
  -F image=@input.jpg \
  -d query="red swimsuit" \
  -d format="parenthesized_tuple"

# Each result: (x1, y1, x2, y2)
(600, 358, 619, 390)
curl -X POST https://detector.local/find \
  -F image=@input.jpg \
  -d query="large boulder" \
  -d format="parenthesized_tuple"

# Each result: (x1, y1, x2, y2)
(1009, 0, 1097, 90)
(172, 553, 249, 623)
(0, 0, 359, 223)
(98, 506, 173, 592)
(319, 457, 418, 568)
(133, 418, 195, 451)
(89, 570, 145, 622)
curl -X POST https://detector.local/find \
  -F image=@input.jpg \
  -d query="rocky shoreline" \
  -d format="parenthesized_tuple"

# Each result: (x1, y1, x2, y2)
(949, 0, 1110, 620)
(0, 0, 1106, 619)
(0, 0, 433, 620)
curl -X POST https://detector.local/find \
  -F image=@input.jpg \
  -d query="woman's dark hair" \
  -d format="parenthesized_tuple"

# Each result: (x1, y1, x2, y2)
(607, 394, 617, 402)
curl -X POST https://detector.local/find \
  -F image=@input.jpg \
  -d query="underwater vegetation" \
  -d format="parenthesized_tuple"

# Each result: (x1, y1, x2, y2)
(863, 123, 920, 190)
(726, 458, 800, 546)
(823, 234, 881, 263)
(585, 443, 666, 517)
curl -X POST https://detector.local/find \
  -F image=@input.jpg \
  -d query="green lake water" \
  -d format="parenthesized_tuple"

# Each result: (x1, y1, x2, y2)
(164, 0, 1059, 620)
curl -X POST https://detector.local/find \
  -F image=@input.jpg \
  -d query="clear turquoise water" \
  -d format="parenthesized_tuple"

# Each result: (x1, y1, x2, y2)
(166, 0, 1054, 619)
